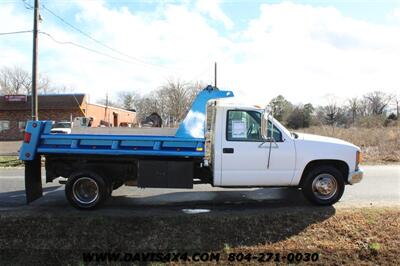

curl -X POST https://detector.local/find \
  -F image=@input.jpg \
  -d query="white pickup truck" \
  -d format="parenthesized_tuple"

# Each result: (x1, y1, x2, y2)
(20, 87, 363, 209)
(206, 99, 363, 206)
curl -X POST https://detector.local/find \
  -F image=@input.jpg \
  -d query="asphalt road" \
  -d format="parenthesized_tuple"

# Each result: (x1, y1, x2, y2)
(0, 165, 399, 212)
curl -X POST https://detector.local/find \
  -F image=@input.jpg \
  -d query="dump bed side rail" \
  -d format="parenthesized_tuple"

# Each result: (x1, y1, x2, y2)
(20, 121, 206, 160)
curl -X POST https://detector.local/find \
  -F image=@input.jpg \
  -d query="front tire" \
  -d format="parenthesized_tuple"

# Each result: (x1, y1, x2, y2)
(302, 166, 345, 205)
(65, 171, 108, 210)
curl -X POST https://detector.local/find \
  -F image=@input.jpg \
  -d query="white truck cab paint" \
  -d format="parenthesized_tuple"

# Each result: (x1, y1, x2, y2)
(207, 100, 363, 205)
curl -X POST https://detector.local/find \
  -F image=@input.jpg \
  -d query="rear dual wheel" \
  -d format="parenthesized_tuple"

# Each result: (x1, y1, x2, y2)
(65, 171, 109, 210)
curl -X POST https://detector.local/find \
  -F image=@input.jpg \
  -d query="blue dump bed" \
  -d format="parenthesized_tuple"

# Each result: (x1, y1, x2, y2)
(19, 86, 233, 161)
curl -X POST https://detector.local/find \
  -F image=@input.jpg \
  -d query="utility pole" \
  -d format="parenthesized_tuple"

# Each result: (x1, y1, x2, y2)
(105, 93, 109, 126)
(214, 62, 217, 88)
(31, 0, 39, 121)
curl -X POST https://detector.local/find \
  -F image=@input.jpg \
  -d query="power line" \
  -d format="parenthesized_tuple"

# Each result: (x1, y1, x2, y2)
(41, 4, 173, 70)
(21, 0, 33, 9)
(0, 30, 32, 36)
(39, 31, 138, 64)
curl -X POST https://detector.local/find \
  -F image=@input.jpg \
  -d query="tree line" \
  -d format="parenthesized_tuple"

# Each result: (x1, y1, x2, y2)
(0, 66, 69, 95)
(269, 92, 399, 129)
(1, 65, 398, 129)
(99, 79, 204, 126)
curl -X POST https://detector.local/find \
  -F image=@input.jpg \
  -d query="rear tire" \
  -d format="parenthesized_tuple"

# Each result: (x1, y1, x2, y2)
(302, 165, 345, 206)
(65, 171, 108, 210)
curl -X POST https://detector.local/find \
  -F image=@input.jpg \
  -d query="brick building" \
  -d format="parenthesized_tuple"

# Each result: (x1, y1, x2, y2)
(0, 94, 136, 140)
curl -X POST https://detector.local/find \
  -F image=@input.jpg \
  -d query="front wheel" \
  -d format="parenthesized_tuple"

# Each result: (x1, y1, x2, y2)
(65, 171, 108, 210)
(302, 166, 345, 205)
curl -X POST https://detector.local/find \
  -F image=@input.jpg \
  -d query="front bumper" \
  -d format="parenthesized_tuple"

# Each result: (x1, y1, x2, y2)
(348, 169, 364, 185)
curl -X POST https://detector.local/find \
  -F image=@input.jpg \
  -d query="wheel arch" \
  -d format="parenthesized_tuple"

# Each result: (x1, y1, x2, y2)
(299, 159, 349, 187)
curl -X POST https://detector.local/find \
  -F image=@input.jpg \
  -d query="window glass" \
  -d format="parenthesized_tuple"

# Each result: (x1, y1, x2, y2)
(18, 121, 26, 131)
(227, 110, 261, 141)
(0, 121, 10, 132)
(266, 120, 283, 142)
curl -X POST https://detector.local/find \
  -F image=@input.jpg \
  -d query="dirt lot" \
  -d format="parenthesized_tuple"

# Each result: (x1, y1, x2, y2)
(0, 206, 398, 265)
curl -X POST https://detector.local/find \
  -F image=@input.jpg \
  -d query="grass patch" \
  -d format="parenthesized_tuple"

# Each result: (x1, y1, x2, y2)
(0, 156, 23, 167)
(297, 126, 400, 163)
(0, 207, 398, 265)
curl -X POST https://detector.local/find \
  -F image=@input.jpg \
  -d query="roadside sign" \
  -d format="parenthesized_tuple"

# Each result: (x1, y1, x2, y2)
(4, 95, 28, 102)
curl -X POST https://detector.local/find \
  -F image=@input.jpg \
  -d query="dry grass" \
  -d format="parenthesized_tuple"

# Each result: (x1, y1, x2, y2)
(0, 156, 23, 167)
(227, 207, 400, 265)
(0, 207, 399, 265)
(297, 126, 400, 163)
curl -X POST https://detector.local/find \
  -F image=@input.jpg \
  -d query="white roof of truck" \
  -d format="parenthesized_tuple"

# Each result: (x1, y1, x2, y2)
(214, 98, 265, 110)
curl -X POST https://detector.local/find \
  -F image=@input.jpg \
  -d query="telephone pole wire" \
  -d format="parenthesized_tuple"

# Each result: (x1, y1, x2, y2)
(31, 0, 39, 120)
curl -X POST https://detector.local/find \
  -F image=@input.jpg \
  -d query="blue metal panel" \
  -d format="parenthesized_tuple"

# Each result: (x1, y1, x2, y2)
(120, 140, 155, 147)
(80, 139, 113, 146)
(175, 85, 233, 139)
(36, 147, 204, 157)
(162, 141, 197, 148)
(19, 121, 45, 160)
(42, 134, 204, 142)
(43, 121, 53, 134)
(42, 139, 73, 145)
(111, 141, 119, 150)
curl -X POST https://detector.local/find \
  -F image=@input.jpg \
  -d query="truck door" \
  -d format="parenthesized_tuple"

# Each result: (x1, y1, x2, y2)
(220, 109, 295, 186)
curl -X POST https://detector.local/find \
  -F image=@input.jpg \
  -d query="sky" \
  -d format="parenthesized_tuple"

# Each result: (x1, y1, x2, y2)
(1, 0, 400, 106)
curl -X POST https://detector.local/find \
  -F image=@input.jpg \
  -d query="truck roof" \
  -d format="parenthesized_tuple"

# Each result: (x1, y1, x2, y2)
(214, 98, 264, 111)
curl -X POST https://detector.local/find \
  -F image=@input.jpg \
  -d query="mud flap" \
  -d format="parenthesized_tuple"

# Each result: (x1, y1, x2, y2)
(25, 156, 43, 204)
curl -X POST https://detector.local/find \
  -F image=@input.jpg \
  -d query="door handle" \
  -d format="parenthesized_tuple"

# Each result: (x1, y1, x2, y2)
(223, 148, 234, 154)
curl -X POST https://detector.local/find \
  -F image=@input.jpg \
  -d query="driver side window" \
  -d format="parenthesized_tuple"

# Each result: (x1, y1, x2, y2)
(226, 110, 261, 141)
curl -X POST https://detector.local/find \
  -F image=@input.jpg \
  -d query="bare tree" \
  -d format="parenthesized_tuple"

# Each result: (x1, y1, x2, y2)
(363, 91, 394, 115)
(0, 66, 60, 95)
(347, 97, 359, 124)
(0, 66, 31, 95)
(117, 91, 139, 110)
(394, 95, 399, 118)
(133, 94, 159, 122)
(357, 98, 369, 117)
(117, 79, 203, 127)
(158, 78, 202, 126)
(324, 97, 340, 126)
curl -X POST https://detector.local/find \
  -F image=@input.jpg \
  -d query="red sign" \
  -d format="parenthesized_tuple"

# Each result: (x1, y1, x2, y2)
(4, 95, 27, 102)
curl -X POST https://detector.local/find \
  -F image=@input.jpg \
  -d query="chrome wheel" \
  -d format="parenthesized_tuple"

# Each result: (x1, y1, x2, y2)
(72, 177, 99, 205)
(311, 173, 338, 200)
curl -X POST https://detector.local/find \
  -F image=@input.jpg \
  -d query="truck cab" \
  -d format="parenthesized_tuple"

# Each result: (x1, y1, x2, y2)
(206, 99, 363, 205)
